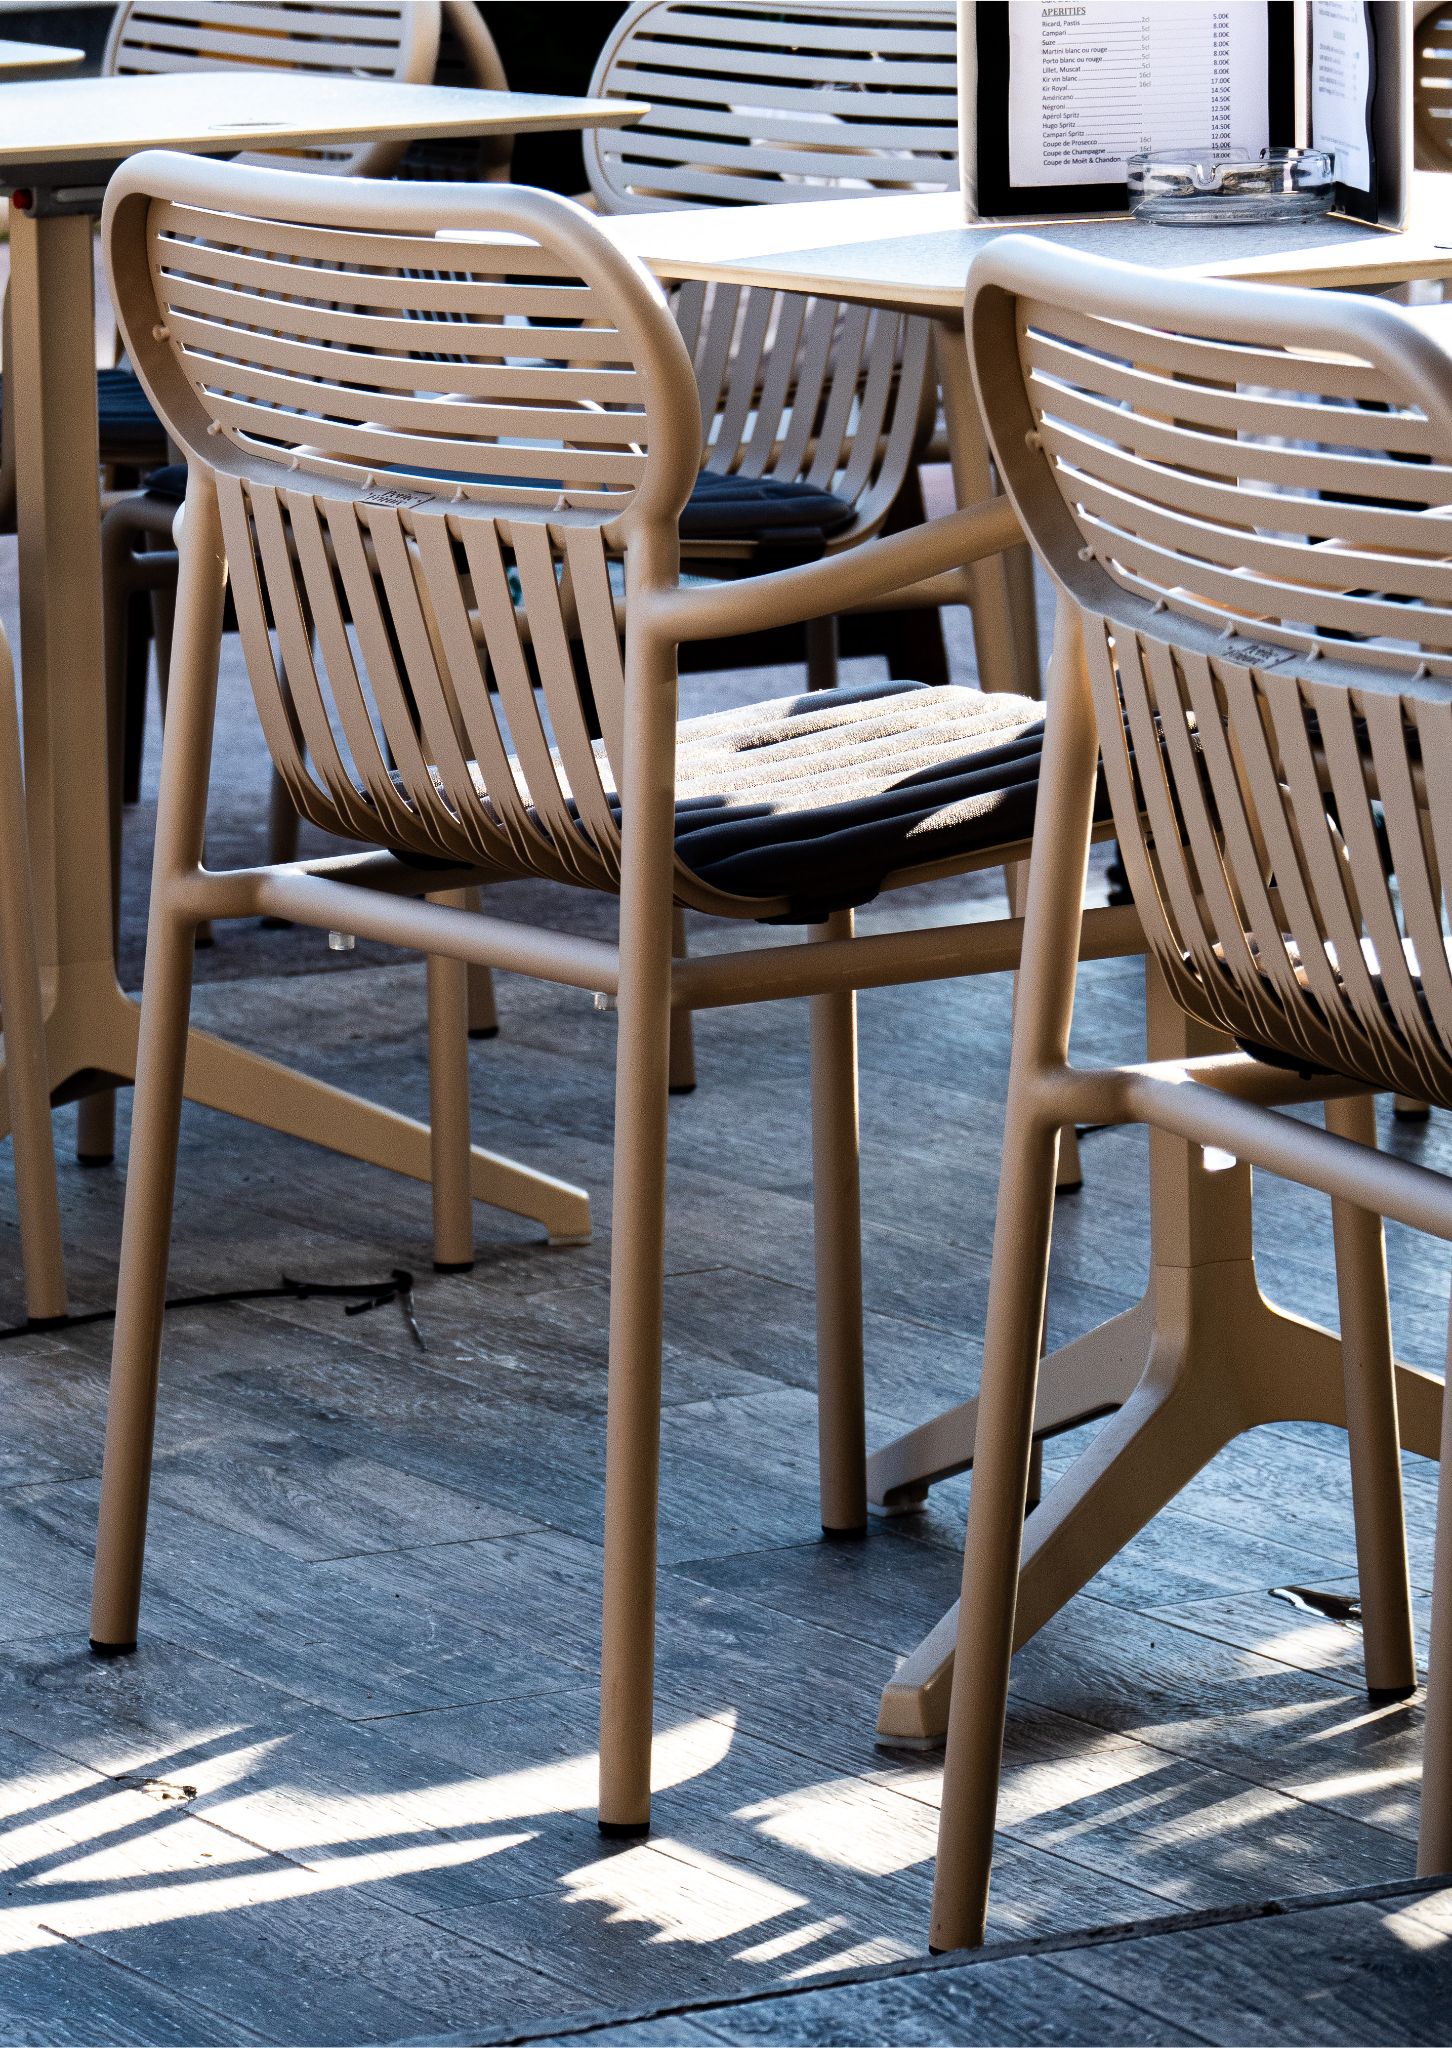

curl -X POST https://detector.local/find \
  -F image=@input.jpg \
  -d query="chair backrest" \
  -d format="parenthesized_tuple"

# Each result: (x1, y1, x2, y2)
(583, 0, 959, 214)
(584, 0, 950, 529)
(103, 1, 443, 176)
(1416, 0, 1452, 170)
(105, 152, 718, 903)
(967, 236, 1452, 1105)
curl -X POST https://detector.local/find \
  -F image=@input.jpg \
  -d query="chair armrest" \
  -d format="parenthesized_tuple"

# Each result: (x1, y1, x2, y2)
(648, 495, 1024, 645)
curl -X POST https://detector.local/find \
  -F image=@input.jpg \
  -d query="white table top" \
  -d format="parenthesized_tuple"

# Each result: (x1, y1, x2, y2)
(0, 70, 645, 178)
(597, 179, 1452, 312)
(0, 37, 82, 75)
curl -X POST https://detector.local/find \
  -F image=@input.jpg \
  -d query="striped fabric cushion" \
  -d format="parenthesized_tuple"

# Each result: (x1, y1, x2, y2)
(666, 679, 1053, 919)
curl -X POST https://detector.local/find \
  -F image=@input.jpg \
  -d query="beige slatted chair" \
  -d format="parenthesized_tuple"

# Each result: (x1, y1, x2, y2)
(587, 0, 957, 205)
(84, 161, 1142, 1853)
(583, 0, 959, 696)
(930, 238, 1452, 1950)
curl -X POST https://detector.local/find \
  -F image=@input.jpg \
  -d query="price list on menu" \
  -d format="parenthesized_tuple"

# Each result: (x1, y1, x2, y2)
(1007, 3, 1271, 188)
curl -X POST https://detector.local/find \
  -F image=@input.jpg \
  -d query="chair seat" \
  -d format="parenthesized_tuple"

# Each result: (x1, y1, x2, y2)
(665, 679, 1054, 919)
(142, 462, 856, 554)
(677, 469, 855, 553)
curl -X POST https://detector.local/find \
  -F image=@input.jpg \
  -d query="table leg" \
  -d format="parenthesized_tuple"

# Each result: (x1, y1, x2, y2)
(2, 204, 589, 1247)
(874, 966, 1444, 1747)
(933, 320, 1041, 703)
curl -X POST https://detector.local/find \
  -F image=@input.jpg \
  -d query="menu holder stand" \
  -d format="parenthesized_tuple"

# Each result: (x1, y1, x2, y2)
(957, 2, 1408, 230)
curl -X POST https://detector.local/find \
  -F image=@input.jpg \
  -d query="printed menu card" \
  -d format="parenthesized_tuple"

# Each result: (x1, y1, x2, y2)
(959, 2, 1407, 227)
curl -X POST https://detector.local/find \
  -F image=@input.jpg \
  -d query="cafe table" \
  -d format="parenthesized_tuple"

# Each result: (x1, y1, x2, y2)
(598, 180, 1452, 1746)
(0, 38, 82, 74)
(0, 71, 646, 1272)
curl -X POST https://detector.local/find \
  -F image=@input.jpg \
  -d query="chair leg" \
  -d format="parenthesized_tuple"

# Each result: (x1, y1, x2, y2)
(668, 906, 695, 1094)
(0, 633, 65, 1323)
(145, 562, 221, 953)
(463, 888, 499, 1040)
(122, 588, 153, 807)
(1007, 860, 1082, 1194)
(882, 468, 949, 687)
(265, 767, 299, 866)
(1325, 1093, 1416, 1699)
(598, 907, 674, 1833)
(89, 890, 199, 1652)
(931, 603, 1102, 1954)
(256, 769, 299, 932)
(90, 479, 226, 1656)
(427, 893, 474, 1275)
(598, 609, 678, 1838)
(467, 963, 499, 1039)
(1394, 1096, 1431, 1122)
(810, 907, 866, 1536)
(930, 1110, 1062, 1950)
(88, 511, 150, 1173)
(1418, 1290, 1452, 1877)
(1024, 1438, 1045, 1514)
(806, 613, 839, 693)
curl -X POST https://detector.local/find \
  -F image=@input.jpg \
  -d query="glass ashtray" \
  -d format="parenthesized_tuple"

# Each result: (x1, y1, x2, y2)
(1127, 147, 1335, 225)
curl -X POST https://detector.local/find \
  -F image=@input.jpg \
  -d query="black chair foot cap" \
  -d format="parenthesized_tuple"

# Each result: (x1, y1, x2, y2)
(26, 1314, 68, 1331)
(821, 1522, 868, 1543)
(89, 1638, 137, 1659)
(1369, 1682, 1419, 1704)
(468, 1025, 500, 1041)
(598, 1818, 650, 1839)
(668, 1081, 697, 1096)
(1394, 1104, 1433, 1122)
(433, 1259, 475, 1276)
(76, 1153, 115, 1170)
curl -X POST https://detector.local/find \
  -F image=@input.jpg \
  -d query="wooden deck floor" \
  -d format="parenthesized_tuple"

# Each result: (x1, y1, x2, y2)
(0, 537, 1448, 2044)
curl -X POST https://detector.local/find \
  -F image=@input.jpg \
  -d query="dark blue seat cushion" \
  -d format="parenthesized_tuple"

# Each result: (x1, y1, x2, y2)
(145, 463, 855, 554)
(678, 468, 854, 553)
(142, 463, 188, 502)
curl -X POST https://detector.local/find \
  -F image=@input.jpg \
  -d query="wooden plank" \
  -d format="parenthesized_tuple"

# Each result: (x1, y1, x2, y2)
(526, 1949, 1202, 2047)
(0, 1923, 250, 2046)
(1006, 1596, 1425, 1875)
(493, 1885, 1452, 2048)
(1054, 1892, 1452, 2047)
(10, 1483, 589, 1722)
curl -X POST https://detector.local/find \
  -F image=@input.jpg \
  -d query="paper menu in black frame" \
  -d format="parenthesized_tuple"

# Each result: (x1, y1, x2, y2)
(1007, 5, 1271, 188)
(965, 2, 1298, 221)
